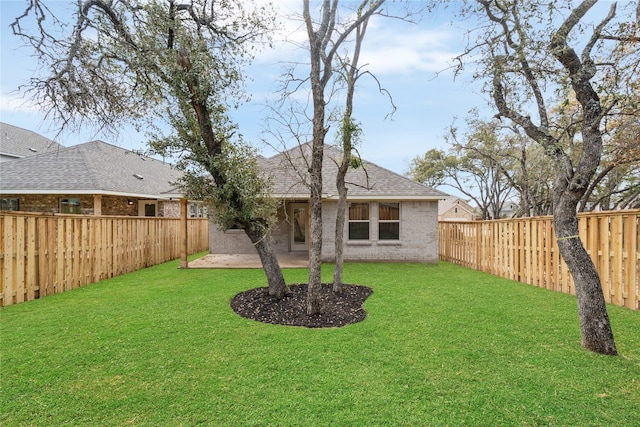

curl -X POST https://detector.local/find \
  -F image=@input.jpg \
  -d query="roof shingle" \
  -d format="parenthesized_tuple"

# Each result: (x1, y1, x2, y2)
(0, 140, 182, 198)
(0, 122, 63, 160)
(263, 142, 447, 200)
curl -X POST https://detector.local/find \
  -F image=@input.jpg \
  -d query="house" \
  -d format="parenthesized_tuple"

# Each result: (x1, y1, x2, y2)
(209, 143, 447, 263)
(500, 200, 519, 218)
(0, 122, 64, 163)
(0, 124, 201, 217)
(438, 196, 478, 221)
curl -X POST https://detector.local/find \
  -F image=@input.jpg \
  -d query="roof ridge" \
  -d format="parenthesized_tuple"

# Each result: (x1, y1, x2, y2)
(74, 143, 103, 190)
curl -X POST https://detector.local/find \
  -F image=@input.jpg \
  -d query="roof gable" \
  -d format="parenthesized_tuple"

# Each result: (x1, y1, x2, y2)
(438, 196, 476, 216)
(264, 142, 446, 200)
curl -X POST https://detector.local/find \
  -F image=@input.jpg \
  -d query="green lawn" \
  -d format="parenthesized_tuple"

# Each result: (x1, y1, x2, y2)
(1, 254, 639, 426)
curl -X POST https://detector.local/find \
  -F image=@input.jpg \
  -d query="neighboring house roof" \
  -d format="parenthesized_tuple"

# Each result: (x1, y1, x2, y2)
(0, 140, 183, 199)
(438, 196, 477, 220)
(261, 142, 447, 200)
(0, 122, 64, 161)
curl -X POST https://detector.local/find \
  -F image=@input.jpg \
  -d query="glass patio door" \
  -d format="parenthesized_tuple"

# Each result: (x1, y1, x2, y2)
(291, 203, 308, 251)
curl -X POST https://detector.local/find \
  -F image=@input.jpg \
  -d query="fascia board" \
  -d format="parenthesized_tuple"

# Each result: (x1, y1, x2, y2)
(0, 189, 182, 200)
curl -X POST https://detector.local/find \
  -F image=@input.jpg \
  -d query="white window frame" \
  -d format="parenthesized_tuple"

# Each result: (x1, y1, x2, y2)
(378, 202, 400, 241)
(348, 202, 370, 241)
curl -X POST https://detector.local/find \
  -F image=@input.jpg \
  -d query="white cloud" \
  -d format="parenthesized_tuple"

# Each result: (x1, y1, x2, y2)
(0, 90, 40, 115)
(252, 2, 462, 78)
(359, 26, 461, 75)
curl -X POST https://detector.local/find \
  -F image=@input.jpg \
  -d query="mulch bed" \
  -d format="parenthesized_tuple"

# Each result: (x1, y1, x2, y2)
(230, 283, 373, 328)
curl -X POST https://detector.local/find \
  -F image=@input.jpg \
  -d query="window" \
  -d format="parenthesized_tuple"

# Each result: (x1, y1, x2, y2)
(379, 202, 400, 240)
(138, 200, 158, 217)
(144, 203, 156, 216)
(189, 203, 205, 218)
(348, 202, 369, 240)
(60, 198, 81, 214)
(1, 198, 19, 211)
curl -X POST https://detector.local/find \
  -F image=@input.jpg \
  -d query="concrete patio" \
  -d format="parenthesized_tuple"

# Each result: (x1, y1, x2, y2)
(187, 253, 309, 269)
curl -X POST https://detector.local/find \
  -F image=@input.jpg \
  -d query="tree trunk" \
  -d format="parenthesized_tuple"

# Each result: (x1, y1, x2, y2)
(178, 47, 288, 300)
(304, 0, 327, 316)
(333, 17, 365, 293)
(303, 0, 385, 314)
(244, 225, 288, 299)
(333, 174, 348, 293)
(553, 198, 617, 355)
(307, 142, 324, 314)
(476, 0, 619, 354)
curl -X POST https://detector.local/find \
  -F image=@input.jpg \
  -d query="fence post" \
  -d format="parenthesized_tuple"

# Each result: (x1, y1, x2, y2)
(180, 198, 188, 269)
(438, 210, 639, 310)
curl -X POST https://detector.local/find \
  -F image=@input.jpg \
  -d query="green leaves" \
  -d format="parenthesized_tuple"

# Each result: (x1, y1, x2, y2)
(13, 0, 276, 136)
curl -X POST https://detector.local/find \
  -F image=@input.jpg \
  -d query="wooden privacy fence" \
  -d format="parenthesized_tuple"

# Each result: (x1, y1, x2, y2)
(0, 212, 209, 307)
(439, 210, 640, 310)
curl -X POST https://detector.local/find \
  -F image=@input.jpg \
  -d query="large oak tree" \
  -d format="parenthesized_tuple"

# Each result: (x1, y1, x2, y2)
(12, 0, 288, 297)
(302, 0, 387, 314)
(456, 0, 640, 354)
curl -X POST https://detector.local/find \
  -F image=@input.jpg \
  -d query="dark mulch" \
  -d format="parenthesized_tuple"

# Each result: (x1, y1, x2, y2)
(230, 283, 373, 328)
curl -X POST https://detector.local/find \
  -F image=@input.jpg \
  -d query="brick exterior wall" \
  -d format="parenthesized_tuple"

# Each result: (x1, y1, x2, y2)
(208, 203, 291, 254)
(2, 194, 97, 215)
(0, 193, 181, 217)
(102, 195, 140, 216)
(321, 200, 439, 263)
(207, 199, 439, 263)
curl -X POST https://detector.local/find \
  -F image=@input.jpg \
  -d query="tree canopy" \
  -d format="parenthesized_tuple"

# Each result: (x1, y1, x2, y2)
(448, 0, 640, 354)
(12, 0, 289, 297)
(408, 1, 639, 219)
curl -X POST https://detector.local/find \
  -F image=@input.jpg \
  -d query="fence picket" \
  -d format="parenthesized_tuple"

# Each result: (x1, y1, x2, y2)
(3, 216, 15, 304)
(0, 213, 209, 306)
(15, 216, 26, 303)
(439, 210, 640, 310)
(611, 215, 623, 306)
(623, 214, 638, 309)
(26, 216, 37, 300)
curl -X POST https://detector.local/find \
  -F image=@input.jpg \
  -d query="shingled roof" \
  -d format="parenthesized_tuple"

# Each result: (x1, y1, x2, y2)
(1, 129, 445, 202)
(0, 140, 182, 199)
(0, 122, 64, 160)
(261, 142, 446, 200)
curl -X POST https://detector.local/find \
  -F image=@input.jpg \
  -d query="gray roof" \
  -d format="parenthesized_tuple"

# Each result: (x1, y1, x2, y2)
(0, 122, 64, 160)
(1, 129, 445, 201)
(0, 140, 183, 199)
(262, 142, 446, 200)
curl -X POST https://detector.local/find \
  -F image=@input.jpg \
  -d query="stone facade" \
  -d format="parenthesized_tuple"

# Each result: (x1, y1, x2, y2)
(0, 193, 185, 217)
(161, 200, 181, 218)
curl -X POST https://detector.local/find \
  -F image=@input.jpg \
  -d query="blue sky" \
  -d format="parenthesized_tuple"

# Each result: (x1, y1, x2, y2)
(0, 0, 492, 182)
(0, 0, 626, 182)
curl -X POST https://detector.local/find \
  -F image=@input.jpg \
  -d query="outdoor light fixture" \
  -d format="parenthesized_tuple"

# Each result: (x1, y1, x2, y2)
(127, 199, 134, 205)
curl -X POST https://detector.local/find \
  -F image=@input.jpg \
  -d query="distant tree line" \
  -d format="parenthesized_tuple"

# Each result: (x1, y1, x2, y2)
(408, 109, 640, 220)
